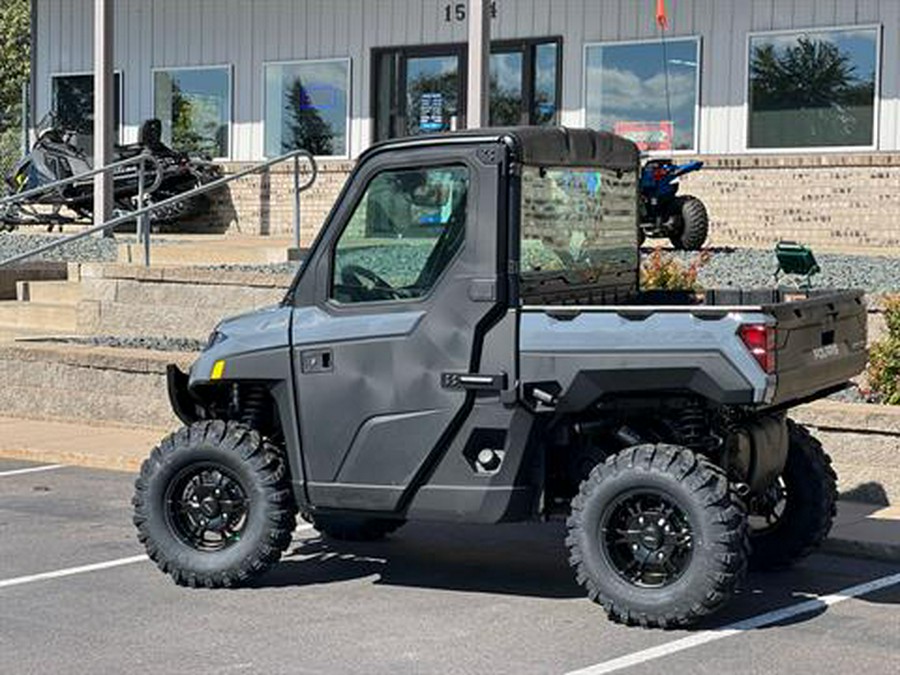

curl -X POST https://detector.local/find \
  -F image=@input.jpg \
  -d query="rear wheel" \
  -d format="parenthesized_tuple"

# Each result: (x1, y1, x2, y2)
(306, 513, 404, 541)
(566, 444, 748, 628)
(133, 420, 297, 587)
(669, 196, 709, 251)
(748, 421, 837, 570)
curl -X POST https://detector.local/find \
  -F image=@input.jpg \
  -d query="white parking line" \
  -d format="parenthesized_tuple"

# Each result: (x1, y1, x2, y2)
(0, 555, 150, 590)
(0, 464, 65, 478)
(0, 523, 316, 591)
(567, 571, 900, 675)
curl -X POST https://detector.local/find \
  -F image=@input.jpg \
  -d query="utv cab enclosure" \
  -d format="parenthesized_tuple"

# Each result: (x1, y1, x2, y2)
(136, 127, 867, 628)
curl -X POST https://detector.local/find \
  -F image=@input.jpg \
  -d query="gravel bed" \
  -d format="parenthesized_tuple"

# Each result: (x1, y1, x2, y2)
(192, 262, 301, 275)
(0, 232, 119, 263)
(664, 247, 900, 294)
(30, 335, 205, 353)
(826, 384, 880, 405)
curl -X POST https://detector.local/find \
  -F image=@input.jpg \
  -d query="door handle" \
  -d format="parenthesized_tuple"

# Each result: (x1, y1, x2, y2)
(442, 372, 507, 391)
(301, 349, 333, 373)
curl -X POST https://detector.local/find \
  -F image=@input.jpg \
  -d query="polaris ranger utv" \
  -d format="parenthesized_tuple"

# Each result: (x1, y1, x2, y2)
(134, 127, 867, 628)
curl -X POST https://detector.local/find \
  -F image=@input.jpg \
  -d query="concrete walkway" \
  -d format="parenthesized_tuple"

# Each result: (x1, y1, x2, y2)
(0, 416, 164, 472)
(0, 414, 897, 563)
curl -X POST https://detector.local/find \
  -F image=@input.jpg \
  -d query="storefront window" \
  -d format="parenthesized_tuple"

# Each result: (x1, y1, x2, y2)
(585, 38, 700, 152)
(490, 51, 524, 126)
(264, 59, 350, 157)
(153, 66, 231, 158)
(50, 73, 122, 153)
(748, 27, 879, 149)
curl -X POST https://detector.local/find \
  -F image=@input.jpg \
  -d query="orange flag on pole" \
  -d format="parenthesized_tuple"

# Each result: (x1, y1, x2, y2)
(656, 0, 669, 29)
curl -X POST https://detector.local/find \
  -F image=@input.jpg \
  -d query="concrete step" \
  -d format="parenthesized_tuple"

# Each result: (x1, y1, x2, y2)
(0, 302, 78, 333)
(71, 264, 292, 339)
(118, 236, 295, 265)
(0, 327, 73, 344)
(0, 342, 191, 428)
(16, 280, 82, 305)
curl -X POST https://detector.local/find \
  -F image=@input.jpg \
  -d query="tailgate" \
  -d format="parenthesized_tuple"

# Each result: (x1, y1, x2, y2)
(768, 290, 868, 406)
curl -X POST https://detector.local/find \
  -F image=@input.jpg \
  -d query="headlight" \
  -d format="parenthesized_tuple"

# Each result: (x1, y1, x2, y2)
(205, 329, 227, 350)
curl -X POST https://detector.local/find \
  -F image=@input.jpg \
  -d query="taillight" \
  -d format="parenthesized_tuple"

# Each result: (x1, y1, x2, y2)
(739, 324, 776, 374)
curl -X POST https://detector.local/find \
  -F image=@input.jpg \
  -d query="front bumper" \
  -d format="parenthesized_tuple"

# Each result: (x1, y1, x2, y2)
(167, 364, 203, 425)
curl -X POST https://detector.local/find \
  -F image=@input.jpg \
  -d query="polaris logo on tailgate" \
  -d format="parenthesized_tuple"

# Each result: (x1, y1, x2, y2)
(813, 344, 840, 360)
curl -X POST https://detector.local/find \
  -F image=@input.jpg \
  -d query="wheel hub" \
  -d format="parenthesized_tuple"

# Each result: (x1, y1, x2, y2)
(602, 492, 694, 588)
(639, 524, 664, 551)
(164, 465, 249, 552)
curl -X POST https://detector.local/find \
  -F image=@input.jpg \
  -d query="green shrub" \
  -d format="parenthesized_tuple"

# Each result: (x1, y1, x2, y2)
(640, 248, 710, 292)
(867, 295, 900, 405)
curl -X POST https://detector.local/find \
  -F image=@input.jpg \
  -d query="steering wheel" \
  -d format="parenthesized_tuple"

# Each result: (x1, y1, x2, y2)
(340, 264, 399, 300)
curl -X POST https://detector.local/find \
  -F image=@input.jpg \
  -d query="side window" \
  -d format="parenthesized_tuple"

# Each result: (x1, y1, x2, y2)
(332, 166, 469, 304)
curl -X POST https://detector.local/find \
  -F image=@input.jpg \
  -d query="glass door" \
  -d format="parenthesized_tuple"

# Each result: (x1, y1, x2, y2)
(373, 38, 561, 142)
(405, 54, 464, 136)
(374, 45, 467, 142)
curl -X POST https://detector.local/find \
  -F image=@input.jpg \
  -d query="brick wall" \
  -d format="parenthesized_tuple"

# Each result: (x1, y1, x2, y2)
(213, 154, 900, 252)
(211, 160, 354, 245)
(680, 153, 900, 252)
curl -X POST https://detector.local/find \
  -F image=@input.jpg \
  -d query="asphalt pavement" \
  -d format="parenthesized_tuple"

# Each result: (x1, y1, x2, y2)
(1, 458, 898, 675)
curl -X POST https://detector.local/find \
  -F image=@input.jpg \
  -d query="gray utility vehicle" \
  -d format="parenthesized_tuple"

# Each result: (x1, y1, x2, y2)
(134, 127, 867, 628)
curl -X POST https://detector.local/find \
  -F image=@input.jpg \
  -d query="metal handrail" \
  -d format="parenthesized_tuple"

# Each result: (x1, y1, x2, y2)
(0, 149, 318, 269)
(0, 152, 163, 208)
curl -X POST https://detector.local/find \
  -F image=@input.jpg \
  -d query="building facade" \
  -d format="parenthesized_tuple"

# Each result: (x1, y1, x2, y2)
(31, 0, 900, 250)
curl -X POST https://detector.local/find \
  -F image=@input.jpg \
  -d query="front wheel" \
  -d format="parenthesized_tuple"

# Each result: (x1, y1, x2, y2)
(133, 420, 297, 587)
(566, 444, 749, 628)
(748, 421, 837, 570)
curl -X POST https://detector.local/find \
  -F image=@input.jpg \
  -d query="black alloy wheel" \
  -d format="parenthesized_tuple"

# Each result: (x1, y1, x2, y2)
(133, 420, 296, 587)
(567, 444, 749, 628)
(601, 490, 694, 589)
(165, 463, 249, 552)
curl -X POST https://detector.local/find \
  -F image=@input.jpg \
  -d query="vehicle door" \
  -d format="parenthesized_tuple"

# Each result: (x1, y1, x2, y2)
(291, 145, 507, 512)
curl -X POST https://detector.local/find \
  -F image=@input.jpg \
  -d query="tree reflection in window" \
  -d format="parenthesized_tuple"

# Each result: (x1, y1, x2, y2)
(748, 28, 878, 148)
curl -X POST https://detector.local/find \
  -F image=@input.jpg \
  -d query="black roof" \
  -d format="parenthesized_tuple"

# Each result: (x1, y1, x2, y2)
(363, 126, 639, 172)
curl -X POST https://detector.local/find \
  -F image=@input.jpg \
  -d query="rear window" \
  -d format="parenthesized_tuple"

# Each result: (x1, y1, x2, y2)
(520, 167, 638, 294)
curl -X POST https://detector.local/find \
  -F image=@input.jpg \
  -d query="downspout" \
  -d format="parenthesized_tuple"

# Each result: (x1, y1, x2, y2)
(29, 0, 38, 137)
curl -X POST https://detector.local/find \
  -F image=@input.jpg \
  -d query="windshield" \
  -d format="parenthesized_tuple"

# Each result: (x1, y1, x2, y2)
(520, 166, 638, 293)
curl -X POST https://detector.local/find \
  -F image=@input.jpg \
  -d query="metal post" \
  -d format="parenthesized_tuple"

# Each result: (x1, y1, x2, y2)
(293, 154, 301, 251)
(137, 157, 149, 267)
(20, 82, 28, 155)
(466, 0, 492, 128)
(93, 0, 115, 230)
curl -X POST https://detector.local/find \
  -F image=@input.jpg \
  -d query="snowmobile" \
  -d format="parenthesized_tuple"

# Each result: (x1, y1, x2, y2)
(1, 115, 221, 232)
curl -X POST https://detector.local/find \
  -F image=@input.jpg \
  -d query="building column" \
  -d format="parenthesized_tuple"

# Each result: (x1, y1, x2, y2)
(466, 0, 491, 129)
(93, 0, 114, 225)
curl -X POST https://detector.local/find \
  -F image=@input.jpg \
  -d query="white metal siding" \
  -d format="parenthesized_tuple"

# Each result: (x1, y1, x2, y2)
(34, 0, 900, 159)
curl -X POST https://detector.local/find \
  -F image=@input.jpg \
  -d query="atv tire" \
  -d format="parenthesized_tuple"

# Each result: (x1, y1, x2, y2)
(307, 514, 404, 541)
(567, 444, 749, 628)
(669, 196, 709, 251)
(748, 420, 837, 571)
(133, 420, 297, 587)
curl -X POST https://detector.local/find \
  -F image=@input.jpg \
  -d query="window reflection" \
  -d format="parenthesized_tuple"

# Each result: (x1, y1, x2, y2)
(748, 28, 878, 149)
(264, 60, 349, 156)
(153, 67, 231, 159)
(585, 39, 699, 152)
